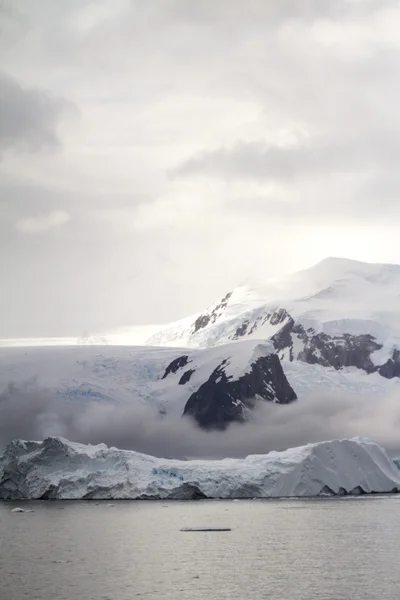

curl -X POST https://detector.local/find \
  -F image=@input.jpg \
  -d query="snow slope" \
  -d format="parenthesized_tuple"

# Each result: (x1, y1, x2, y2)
(1, 436, 399, 500)
(0, 341, 291, 422)
(0, 344, 396, 421)
(0, 343, 396, 420)
(145, 258, 400, 379)
(147, 258, 400, 346)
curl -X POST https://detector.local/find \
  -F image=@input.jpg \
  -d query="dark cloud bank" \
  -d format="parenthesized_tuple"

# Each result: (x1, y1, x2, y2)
(0, 72, 72, 154)
(1, 382, 399, 459)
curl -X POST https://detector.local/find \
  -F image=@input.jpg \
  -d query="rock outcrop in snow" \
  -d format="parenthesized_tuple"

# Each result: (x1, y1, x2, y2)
(182, 352, 296, 429)
(1, 436, 399, 500)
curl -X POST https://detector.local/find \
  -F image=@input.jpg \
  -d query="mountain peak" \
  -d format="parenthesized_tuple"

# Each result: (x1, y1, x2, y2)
(312, 255, 400, 273)
(145, 255, 400, 352)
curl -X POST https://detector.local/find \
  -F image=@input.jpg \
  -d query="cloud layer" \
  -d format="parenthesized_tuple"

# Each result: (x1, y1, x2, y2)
(1, 383, 399, 459)
(15, 210, 71, 234)
(2, 1, 400, 336)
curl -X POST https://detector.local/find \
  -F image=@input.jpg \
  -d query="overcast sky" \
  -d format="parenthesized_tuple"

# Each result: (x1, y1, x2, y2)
(2, 0, 400, 338)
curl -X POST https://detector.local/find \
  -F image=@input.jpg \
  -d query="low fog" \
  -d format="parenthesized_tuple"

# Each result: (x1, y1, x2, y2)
(1, 382, 399, 459)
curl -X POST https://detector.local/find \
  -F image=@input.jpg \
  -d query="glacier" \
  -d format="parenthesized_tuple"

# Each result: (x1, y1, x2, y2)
(1, 436, 399, 500)
(0, 340, 296, 431)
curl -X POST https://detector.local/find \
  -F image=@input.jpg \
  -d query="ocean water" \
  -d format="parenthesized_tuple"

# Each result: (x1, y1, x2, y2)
(1, 496, 400, 600)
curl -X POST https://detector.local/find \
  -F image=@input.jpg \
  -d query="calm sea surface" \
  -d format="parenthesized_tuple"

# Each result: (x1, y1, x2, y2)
(1, 497, 400, 600)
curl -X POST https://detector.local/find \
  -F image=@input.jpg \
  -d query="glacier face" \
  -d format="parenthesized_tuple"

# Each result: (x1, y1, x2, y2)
(1, 436, 399, 500)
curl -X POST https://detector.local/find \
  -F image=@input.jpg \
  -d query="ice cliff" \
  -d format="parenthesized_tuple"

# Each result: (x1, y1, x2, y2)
(1, 436, 399, 500)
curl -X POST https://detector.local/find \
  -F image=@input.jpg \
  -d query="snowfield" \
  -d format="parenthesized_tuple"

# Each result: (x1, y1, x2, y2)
(1, 436, 399, 500)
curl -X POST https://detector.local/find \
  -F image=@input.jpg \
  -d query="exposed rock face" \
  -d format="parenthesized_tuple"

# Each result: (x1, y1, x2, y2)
(232, 307, 289, 340)
(379, 349, 400, 379)
(271, 319, 382, 372)
(178, 369, 195, 385)
(162, 355, 189, 379)
(271, 317, 399, 379)
(227, 307, 400, 380)
(192, 292, 232, 333)
(183, 354, 297, 430)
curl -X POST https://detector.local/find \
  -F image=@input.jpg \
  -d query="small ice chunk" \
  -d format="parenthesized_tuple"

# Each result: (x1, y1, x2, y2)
(180, 526, 231, 532)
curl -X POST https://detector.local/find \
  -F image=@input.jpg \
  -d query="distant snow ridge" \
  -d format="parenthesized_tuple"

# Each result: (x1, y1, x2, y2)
(146, 258, 400, 380)
(1, 437, 399, 500)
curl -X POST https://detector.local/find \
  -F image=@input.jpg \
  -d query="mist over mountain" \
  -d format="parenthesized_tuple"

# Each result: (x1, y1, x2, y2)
(1, 257, 399, 457)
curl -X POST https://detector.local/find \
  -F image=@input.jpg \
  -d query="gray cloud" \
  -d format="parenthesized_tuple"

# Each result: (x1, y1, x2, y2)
(174, 129, 400, 183)
(173, 130, 400, 224)
(173, 139, 351, 182)
(0, 72, 72, 154)
(1, 383, 399, 459)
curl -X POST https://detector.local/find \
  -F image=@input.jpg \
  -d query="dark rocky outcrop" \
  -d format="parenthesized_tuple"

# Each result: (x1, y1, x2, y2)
(192, 292, 232, 333)
(272, 319, 399, 379)
(233, 320, 250, 339)
(179, 369, 195, 385)
(379, 349, 400, 379)
(227, 306, 399, 380)
(183, 354, 297, 430)
(162, 355, 189, 379)
(294, 330, 381, 373)
(232, 308, 290, 341)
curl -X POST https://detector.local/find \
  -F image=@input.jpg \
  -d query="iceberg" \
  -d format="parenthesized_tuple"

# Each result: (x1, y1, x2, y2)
(1, 436, 399, 500)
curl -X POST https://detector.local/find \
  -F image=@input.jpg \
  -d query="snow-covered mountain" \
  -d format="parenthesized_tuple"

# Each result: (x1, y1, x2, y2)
(146, 257, 400, 380)
(1, 257, 399, 435)
(1, 436, 399, 500)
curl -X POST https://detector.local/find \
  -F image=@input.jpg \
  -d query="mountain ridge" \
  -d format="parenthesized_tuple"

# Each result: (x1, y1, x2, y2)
(145, 257, 400, 380)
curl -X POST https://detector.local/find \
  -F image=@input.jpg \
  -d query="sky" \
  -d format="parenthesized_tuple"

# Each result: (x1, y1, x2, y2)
(2, 0, 400, 338)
